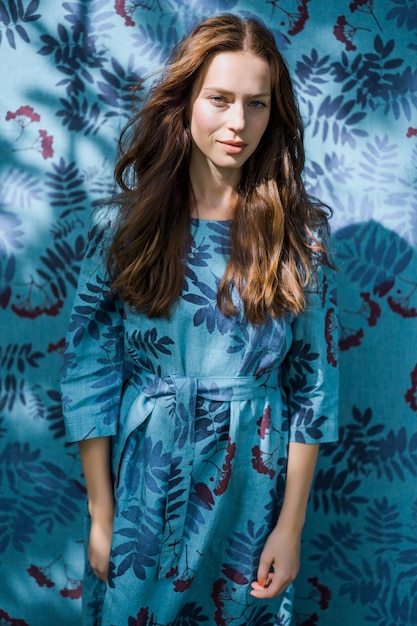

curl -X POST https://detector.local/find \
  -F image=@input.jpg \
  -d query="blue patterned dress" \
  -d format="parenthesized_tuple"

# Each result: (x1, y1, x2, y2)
(61, 209, 338, 626)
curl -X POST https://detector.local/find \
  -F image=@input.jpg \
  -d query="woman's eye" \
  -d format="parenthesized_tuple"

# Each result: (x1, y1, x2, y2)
(210, 96, 227, 105)
(249, 100, 267, 109)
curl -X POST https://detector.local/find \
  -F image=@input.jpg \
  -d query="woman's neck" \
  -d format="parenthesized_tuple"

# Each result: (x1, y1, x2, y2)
(188, 156, 239, 220)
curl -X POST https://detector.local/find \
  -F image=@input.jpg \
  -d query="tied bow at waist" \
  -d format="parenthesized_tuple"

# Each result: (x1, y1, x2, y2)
(117, 373, 272, 577)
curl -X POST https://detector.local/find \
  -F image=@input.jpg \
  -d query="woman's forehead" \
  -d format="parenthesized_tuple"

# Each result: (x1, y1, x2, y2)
(193, 51, 271, 95)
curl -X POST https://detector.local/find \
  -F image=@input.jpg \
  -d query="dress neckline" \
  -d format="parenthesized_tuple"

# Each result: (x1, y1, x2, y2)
(190, 217, 233, 226)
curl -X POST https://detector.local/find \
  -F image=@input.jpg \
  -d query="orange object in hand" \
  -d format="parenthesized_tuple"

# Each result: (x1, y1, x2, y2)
(257, 577, 272, 588)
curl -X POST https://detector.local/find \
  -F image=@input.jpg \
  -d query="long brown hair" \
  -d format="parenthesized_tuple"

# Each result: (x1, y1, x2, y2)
(108, 14, 331, 324)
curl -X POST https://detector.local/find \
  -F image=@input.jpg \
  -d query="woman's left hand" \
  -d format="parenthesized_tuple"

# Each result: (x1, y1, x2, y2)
(250, 525, 301, 599)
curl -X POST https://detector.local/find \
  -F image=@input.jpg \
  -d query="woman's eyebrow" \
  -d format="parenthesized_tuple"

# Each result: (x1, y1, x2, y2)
(201, 86, 271, 98)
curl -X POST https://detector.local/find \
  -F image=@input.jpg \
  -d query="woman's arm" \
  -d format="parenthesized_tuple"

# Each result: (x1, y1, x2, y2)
(250, 239, 339, 599)
(250, 441, 319, 599)
(79, 437, 114, 582)
(61, 211, 126, 582)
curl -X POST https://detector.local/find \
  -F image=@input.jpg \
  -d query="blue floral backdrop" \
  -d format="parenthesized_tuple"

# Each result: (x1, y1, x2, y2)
(0, 1, 416, 625)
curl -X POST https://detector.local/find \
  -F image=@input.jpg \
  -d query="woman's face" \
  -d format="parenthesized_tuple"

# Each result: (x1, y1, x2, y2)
(189, 51, 272, 179)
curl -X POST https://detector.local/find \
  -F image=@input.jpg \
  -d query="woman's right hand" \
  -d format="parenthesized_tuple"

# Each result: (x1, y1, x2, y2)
(88, 510, 114, 582)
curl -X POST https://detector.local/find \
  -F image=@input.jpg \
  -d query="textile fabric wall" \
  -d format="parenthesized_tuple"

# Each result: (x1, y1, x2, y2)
(0, 1, 416, 625)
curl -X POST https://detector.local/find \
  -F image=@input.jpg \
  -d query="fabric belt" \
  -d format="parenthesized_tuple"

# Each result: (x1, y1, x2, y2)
(122, 373, 270, 577)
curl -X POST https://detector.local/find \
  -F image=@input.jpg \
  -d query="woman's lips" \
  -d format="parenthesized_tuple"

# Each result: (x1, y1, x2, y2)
(218, 141, 247, 154)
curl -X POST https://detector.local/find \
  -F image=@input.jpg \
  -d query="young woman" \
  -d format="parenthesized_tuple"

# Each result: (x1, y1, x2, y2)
(61, 13, 338, 626)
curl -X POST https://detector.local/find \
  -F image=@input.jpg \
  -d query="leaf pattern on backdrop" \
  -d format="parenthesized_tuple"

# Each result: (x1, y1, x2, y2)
(0, 0, 416, 624)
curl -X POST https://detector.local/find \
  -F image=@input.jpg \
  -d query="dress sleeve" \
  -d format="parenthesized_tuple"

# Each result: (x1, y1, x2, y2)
(60, 208, 125, 443)
(281, 253, 339, 444)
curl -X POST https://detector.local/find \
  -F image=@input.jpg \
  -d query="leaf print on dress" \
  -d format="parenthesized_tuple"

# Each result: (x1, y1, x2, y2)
(188, 236, 211, 268)
(110, 502, 164, 584)
(194, 395, 230, 456)
(184, 476, 221, 538)
(325, 306, 338, 366)
(228, 318, 288, 376)
(64, 281, 124, 428)
(118, 427, 193, 581)
(27, 561, 56, 588)
(214, 437, 236, 496)
(205, 221, 232, 257)
(251, 406, 286, 479)
(120, 433, 172, 497)
(405, 363, 417, 411)
(172, 546, 196, 593)
(183, 267, 236, 336)
(127, 607, 155, 626)
(66, 278, 121, 344)
(185, 481, 215, 537)
(171, 602, 210, 625)
(221, 519, 266, 586)
(128, 601, 211, 626)
(127, 328, 174, 385)
(282, 337, 332, 442)
(184, 436, 237, 538)
(211, 576, 275, 625)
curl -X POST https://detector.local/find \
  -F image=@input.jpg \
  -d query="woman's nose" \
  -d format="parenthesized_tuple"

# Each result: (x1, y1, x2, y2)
(227, 103, 246, 132)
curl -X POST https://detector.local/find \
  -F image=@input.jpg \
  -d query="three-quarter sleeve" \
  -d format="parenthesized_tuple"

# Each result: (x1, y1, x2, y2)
(281, 257, 339, 444)
(61, 208, 125, 443)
